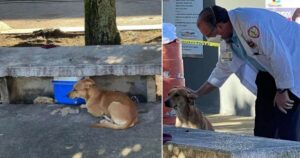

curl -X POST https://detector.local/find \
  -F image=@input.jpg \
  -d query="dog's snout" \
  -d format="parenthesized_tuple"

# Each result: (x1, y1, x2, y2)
(164, 99, 171, 107)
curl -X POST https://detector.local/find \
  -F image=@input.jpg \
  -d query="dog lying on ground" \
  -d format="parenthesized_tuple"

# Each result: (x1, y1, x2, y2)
(164, 87, 214, 131)
(68, 78, 138, 130)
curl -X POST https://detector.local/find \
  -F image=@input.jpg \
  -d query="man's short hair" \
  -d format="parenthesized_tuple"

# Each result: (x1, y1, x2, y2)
(198, 5, 230, 28)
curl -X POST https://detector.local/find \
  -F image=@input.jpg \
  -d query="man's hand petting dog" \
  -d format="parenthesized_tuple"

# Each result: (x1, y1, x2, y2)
(184, 88, 199, 100)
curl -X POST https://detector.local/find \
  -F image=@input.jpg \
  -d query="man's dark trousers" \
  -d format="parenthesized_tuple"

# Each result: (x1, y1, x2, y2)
(254, 71, 300, 141)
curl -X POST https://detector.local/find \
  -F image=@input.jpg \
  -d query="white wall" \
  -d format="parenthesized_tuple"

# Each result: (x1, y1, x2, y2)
(216, 0, 265, 9)
(215, 1, 265, 116)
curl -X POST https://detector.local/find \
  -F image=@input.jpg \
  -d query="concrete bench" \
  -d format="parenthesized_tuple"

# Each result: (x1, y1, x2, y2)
(164, 125, 300, 158)
(0, 45, 161, 103)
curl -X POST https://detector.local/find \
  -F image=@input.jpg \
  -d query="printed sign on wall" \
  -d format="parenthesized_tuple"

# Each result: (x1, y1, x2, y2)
(163, 0, 204, 57)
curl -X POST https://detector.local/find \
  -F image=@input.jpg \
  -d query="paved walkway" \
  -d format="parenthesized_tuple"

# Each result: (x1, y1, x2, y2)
(0, 102, 161, 158)
(0, 0, 161, 30)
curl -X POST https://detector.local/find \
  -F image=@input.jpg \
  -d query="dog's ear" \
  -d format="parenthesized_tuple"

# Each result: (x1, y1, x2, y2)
(184, 88, 196, 105)
(83, 79, 96, 89)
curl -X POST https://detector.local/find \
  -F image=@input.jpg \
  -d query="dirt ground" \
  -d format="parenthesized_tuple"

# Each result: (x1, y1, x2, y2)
(0, 30, 161, 47)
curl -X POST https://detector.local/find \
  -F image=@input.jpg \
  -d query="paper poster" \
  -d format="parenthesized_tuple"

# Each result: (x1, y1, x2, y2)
(163, 0, 204, 57)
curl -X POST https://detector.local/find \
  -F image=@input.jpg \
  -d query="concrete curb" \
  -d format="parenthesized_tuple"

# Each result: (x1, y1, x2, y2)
(164, 125, 300, 158)
(0, 21, 11, 31)
(0, 24, 162, 34)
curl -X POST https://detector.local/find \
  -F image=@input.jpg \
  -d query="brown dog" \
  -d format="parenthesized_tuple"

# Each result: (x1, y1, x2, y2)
(68, 78, 138, 130)
(164, 87, 214, 131)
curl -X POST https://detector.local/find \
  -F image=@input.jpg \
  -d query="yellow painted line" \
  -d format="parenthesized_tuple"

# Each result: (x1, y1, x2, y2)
(181, 39, 220, 47)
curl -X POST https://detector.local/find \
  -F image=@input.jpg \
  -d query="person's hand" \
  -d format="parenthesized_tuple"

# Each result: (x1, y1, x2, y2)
(185, 87, 199, 99)
(274, 90, 294, 114)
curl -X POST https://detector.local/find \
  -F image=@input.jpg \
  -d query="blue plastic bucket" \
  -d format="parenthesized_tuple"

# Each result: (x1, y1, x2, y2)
(52, 80, 85, 105)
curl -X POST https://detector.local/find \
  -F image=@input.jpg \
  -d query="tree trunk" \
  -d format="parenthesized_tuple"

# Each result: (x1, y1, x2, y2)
(84, 0, 121, 45)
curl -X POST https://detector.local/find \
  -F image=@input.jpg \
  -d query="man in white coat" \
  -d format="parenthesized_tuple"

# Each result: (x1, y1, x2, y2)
(191, 5, 300, 141)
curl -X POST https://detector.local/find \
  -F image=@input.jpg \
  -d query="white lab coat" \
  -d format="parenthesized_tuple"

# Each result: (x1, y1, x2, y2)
(208, 8, 300, 98)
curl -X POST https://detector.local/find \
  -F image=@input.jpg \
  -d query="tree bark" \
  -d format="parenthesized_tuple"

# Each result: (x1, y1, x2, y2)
(84, 0, 121, 45)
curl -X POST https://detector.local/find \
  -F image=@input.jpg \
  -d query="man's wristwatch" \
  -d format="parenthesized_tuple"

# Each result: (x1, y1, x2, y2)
(276, 88, 288, 94)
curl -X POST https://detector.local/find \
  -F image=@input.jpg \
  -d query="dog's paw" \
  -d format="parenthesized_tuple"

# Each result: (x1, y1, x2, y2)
(80, 104, 87, 109)
(99, 119, 108, 123)
(103, 115, 113, 121)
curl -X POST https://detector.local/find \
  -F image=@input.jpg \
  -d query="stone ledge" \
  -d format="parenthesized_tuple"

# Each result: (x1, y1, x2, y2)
(0, 45, 161, 103)
(0, 45, 161, 77)
(163, 125, 300, 158)
(2, 64, 160, 77)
